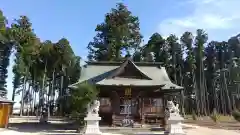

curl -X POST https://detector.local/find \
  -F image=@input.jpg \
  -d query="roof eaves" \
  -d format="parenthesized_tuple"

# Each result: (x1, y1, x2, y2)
(161, 82, 183, 90)
(0, 98, 15, 103)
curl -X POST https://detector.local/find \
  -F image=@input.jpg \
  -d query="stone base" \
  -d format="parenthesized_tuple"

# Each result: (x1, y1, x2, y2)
(84, 133, 102, 135)
(84, 117, 102, 135)
(167, 116, 185, 135)
(84, 115, 101, 121)
(169, 133, 185, 135)
(168, 123, 185, 135)
(84, 126, 102, 135)
(133, 122, 141, 128)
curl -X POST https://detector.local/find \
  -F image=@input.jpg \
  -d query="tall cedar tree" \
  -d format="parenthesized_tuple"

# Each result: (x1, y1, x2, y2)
(87, 3, 142, 61)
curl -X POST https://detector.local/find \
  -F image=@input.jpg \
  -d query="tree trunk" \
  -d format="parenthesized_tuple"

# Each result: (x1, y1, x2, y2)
(12, 88, 16, 101)
(31, 85, 34, 115)
(47, 81, 51, 117)
(193, 72, 200, 115)
(51, 69, 55, 116)
(40, 60, 47, 122)
(11, 88, 16, 114)
(60, 74, 64, 116)
(20, 75, 27, 116)
(27, 83, 31, 116)
(223, 71, 232, 114)
(34, 89, 37, 117)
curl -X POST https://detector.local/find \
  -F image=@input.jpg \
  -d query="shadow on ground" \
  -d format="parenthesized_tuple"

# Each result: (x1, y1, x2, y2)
(7, 122, 167, 135)
(7, 122, 149, 135)
(8, 122, 80, 134)
(7, 119, 194, 135)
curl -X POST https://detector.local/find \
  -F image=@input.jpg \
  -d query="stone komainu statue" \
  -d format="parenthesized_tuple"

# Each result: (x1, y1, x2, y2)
(166, 100, 180, 114)
(92, 100, 100, 113)
(87, 100, 100, 114)
(164, 101, 180, 131)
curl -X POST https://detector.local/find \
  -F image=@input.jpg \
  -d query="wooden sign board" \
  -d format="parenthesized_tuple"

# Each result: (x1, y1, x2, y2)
(125, 88, 131, 96)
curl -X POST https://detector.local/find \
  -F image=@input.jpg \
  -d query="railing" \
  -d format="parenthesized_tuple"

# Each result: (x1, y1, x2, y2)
(144, 106, 164, 115)
(121, 116, 134, 127)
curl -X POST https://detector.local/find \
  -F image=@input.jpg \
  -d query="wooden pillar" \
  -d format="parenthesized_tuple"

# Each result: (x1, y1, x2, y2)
(0, 103, 11, 128)
(141, 97, 145, 127)
(232, 94, 236, 110)
(180, 90, 185, 116)
(112, 112, 115, 127)
(110, 91, 119, 127)
(163, 94, 168, 130)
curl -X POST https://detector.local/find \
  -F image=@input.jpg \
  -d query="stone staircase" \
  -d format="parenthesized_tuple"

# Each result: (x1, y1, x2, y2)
(101, 126, 166, 135)
(100, 126, 166, 135)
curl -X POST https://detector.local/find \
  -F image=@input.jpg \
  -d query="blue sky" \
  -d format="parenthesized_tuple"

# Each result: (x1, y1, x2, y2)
(1, 0, 240, 101)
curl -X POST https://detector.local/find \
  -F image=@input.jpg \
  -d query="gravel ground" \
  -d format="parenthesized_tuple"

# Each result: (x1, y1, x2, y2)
(1, 124, 240, 135)
(185, 126, 240, 135)
(1, 117, 239, 135)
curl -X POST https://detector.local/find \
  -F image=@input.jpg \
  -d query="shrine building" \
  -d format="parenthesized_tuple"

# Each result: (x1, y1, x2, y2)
(69, 58, 183, 126)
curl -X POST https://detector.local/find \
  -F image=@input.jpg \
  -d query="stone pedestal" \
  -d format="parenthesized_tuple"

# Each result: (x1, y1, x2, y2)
(84, 113, 102, 135)
(167, 113, 185, 135)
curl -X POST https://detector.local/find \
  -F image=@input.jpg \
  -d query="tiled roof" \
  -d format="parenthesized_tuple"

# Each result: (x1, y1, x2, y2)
(69, 59, 183, 89)
(0, 97, 14, 103)
(97, 78, 165, 86)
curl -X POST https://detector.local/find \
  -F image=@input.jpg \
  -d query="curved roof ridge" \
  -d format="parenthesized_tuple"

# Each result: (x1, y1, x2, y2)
(160, 67, 172, 81)
(107, 59, 153, 80)
(128, 59, 153, 80)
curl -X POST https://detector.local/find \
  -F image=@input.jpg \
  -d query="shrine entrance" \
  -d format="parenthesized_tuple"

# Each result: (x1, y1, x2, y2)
(119, 87, 138, 115)
(120, 98, 132, 114)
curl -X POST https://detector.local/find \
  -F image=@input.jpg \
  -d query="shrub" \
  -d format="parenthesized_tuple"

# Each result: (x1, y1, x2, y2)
(192, 110, 197, 120)
(232, 110, 240, 122)
(210, 108, 219, 123)
(69, 83, 99, 125)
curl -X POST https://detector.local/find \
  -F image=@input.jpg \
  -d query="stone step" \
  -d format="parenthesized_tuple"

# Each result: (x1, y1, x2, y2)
(132, 123, 142, 128)
(133, 131, 166, 135)
(150, 127, 165, 131)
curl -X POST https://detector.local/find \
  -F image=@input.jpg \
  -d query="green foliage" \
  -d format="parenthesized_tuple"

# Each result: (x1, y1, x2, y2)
(87, 3, 142, 61)
(0, 10, 82, 116)
(181, 31, 195, 70)
(143, 33, 167, 63)
(0, 9, 12, 97)
(232, 110, 240, 122)
(67, 56, 81, 84)
(210, 108, 220, 123)
(69, 83, 98, 123)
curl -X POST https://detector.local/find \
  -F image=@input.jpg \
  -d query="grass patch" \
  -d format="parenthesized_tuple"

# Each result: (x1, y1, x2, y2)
(210, 109, 220, 123)
(232, 110, 240, 122)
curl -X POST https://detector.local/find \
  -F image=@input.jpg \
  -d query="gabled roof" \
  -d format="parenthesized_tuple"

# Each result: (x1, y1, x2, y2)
(107, 58, 152, 80)
(69, 59, 183, 89)
(97, 78, 164, 86)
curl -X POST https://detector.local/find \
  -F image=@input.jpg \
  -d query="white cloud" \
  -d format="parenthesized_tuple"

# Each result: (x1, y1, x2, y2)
(159, 0, 240, 40)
